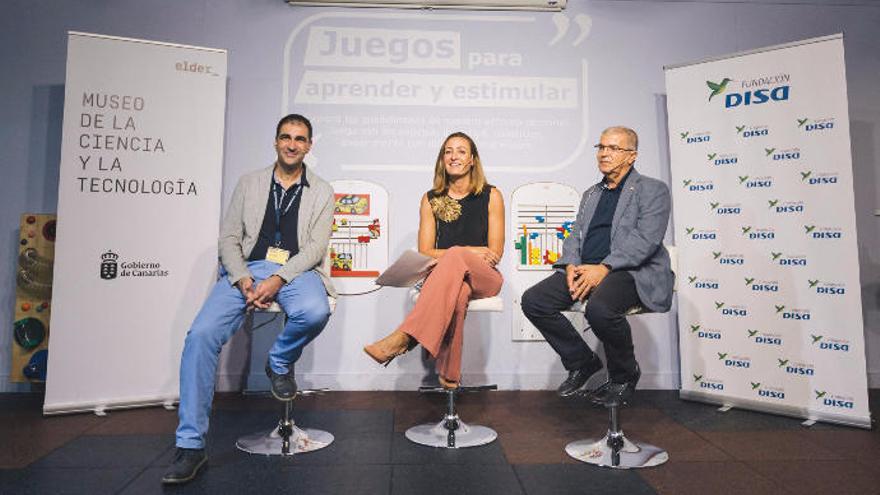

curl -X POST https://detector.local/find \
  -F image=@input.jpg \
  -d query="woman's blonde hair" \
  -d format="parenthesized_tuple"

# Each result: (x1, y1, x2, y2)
(431, 131, 487, 195)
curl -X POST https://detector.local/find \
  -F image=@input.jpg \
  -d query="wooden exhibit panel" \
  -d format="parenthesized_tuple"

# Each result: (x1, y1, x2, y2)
(12, 213, 56, 382)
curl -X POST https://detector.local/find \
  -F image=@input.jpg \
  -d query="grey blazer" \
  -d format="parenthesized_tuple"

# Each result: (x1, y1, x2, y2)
(218, 164, 336, 298)
(557, 169, 673, 312)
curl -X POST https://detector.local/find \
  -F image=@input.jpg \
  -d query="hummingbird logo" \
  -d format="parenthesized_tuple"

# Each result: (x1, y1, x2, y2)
(751, 382, 760, 390)
(686, 227, 695, 235)
(797, 118, 809, 128)
(771, 252, 782, 261)
(744, 277, 755, 285)
(808, 279, 819, 288)
(713, 251, 722, 259)
(706, 78, 732, 101)
(765, 148, 775, 156)
(736, 125, 746, 134)
(738, 175, 749, 184)
(680, 131, 690, 140)
(709, 201, 720, 210)
(775, 304, 785, 313)
(683, 179, 693, 187)
(707, 153, 717, 161)
(748, 329, 758, 338)
(800, 171, 812, 181)
(811, 334, 822, 344)
(717, 352, 728, 360)
(768, 199, 779, 208)
(741, 226, 752, 235)
(778, 358, 789, 367)
(688, 275, 697, 284)
(815, 390, 827, 399)
(693, 374, 703, 382)
(804, 225, 816, 234)
(690, 324, 701, 333)
(714, 301, 725, 309)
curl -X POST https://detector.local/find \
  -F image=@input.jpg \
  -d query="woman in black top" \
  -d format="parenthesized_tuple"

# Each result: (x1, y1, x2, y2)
(364, 132, 504, 388)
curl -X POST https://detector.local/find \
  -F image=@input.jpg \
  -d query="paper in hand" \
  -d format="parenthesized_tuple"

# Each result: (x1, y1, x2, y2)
(375, 249, 437, 287)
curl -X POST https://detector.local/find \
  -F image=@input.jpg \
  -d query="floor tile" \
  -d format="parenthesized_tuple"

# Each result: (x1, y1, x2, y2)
(121, 464, 392, 494)
(515, 463, 657, 495)
(83, 407, 178, 435)
(0, 410, 105, 468)
(0, 467, 141, 495)
(391, 464, 523, 495)
(391, 433, 508, 464)
(638, 460, 785, 495)
(746, 459, 880, 495)
(30, 434, 172, 469)
(699, 430, 842, 461)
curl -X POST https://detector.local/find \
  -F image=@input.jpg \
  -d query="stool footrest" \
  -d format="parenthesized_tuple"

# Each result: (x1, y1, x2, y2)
(418, 384, 498, 394)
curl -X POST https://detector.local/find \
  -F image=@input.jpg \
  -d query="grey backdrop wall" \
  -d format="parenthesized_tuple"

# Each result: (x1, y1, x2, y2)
(1, 0, 878, 392)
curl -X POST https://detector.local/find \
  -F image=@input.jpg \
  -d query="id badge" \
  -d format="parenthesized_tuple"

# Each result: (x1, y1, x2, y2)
(265, 246, 290, 264)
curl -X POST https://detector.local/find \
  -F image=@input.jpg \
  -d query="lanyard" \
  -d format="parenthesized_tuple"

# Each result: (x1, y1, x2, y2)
(273, 181, 302, 246)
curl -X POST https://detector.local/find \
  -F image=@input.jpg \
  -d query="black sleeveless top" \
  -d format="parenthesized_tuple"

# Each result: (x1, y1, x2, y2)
(427, 186, 493, 249)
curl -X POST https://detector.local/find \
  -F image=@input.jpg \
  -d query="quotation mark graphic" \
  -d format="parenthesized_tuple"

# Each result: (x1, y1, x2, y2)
(549, 13, 592, 47)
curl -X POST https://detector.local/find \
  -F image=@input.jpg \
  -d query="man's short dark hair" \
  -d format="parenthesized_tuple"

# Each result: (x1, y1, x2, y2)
(276, 114, 313, 140)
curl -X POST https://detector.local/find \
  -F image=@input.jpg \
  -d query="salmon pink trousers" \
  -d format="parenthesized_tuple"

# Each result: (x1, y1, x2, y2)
(398, 246, 503, 383)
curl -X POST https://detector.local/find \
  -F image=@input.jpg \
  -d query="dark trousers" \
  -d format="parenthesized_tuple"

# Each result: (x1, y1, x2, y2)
(521, 270, 642, 382)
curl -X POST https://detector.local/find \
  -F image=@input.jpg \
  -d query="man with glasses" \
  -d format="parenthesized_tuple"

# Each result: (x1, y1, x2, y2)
(521, 126, 673, 406)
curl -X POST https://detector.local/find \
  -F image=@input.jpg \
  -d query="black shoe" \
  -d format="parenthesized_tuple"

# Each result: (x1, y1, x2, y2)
(589, 364, 641, 407)
(558, 356, 604, 397)
(265, 362, 297, 401)
(161, 448, 207, 484)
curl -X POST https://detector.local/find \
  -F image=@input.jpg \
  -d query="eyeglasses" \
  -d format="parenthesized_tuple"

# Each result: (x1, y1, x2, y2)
(594, 144, 635, 153)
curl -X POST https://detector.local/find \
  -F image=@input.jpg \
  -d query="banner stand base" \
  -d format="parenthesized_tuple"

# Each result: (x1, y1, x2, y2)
(679, 390, 871, 430)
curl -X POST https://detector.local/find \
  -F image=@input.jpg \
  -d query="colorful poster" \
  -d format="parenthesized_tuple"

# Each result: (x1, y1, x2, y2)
(329, 180, 389, 295)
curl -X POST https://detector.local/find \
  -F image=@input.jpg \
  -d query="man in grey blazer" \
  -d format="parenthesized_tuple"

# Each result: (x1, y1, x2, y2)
(163, 114, 336, 484)
(522, 126, 673, 407)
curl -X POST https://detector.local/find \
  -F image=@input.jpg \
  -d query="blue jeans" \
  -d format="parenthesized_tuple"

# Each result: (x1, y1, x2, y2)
(175, 261, 330, 449)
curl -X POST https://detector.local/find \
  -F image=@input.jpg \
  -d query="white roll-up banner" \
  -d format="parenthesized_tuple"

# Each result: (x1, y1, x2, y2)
(45, 32, 227, 414)
(665, 34, 871, 428)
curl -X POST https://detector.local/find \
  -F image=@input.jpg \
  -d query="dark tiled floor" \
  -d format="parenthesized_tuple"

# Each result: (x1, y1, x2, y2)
(0, 390, 877, 494)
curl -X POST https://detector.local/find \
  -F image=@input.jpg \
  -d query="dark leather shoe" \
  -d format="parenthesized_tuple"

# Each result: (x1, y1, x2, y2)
(161, 448, 206, 484)
(265, 362, 297, 401)
(588, 364, 640, 407)
(558, 356, 604, 397)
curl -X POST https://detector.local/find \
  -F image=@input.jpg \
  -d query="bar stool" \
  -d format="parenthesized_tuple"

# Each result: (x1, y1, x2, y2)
(562, 301, 668, 468)
(236, 298, 336, 456)
(563, 245, 677, 468)
(404, 293, 503, 449)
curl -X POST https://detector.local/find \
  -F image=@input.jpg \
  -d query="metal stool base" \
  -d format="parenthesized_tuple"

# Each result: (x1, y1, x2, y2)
(565, 432, 668, 468)
(236, 388, 333, 456)
(236, 424, 334, 456)
(405, 418, 497, 449)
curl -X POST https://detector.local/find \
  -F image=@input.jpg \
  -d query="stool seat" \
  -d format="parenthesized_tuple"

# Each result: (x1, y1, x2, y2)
(410, 290, 503, 313)
(466, 296, 504, 312)
(566, 300, 644, 316)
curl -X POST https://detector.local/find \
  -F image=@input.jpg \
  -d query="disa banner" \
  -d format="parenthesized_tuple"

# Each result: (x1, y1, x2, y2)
(664, 34, 870, 428)
(46, 32, 226, 414)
